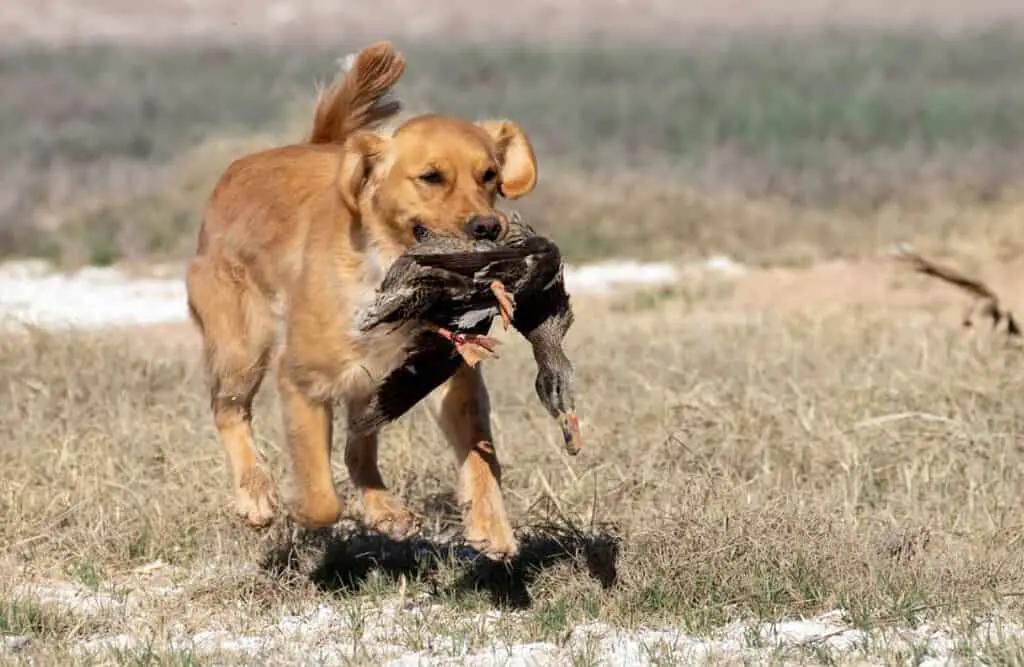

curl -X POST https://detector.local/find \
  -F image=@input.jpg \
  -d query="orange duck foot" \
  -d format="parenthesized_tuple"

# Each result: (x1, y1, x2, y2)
(558, 412, 582, 455)
(490, 280, 516, 331)
(431, 326, 503, 367)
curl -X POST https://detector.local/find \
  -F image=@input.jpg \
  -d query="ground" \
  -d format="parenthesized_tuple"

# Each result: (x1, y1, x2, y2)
(5, 1, 1024, 665)
(5, 255, 1024, 665)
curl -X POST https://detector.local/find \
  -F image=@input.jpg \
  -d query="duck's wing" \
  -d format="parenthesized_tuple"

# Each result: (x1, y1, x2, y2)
(433, 237, 560, 296)
(348, 319, 492, 436)
(410, 241, 541, 276)
(357, 261, 463, 331)
(349, 335, 462, 436)
(467, 236, 563, 300)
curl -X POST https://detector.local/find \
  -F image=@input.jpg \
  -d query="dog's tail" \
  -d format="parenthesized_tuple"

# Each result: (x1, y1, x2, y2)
(308, 41, 405, 145)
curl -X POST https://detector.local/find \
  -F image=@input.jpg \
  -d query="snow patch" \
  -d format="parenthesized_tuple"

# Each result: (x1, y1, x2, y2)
(0, 261, 188, 330)
(562, 260, 679, 294)
(0, 255, 747, 331)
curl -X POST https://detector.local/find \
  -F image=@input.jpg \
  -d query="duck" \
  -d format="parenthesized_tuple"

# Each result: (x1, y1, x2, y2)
(353, 225, 526, 366)
(351, 212, 582, 455)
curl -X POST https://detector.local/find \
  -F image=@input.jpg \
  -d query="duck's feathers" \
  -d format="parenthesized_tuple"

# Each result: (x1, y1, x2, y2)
(357, 275, 501, 332)
(352, 213, 575, 434)
(348, 318, 491, 437)
(357, 269, 466, 330)
(411, 236, 552, 275)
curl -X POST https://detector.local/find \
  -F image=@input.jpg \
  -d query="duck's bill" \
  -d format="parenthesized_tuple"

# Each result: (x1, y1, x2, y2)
(558, 412, 582, 456)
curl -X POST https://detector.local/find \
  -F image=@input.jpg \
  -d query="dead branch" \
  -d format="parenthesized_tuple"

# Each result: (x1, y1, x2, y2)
(892, 244, 1020, 337)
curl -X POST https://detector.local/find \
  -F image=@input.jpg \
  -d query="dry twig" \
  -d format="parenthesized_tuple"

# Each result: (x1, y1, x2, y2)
(892, 244, 1020, 337)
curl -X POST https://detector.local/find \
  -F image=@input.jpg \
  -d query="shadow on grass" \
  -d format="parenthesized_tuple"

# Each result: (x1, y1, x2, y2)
(260, 519, 620, 609)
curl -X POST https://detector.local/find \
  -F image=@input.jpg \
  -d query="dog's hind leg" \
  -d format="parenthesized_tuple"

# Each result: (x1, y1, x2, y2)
(186, 255, 277, 528)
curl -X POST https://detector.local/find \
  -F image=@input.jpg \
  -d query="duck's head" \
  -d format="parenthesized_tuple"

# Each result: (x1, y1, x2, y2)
(532, 336, 582, 456)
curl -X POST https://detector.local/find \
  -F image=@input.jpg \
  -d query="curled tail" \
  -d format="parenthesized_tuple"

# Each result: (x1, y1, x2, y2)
(308, 41, 406, 145)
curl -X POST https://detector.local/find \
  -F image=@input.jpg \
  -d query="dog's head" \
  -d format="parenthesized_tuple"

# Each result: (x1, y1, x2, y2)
(338, 113, 537, 251)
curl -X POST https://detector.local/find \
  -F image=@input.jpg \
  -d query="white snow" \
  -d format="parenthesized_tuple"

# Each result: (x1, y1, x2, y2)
(0, 256, 746, 331)
(562, 260, 680, 294)
(0, 260, 188, 330)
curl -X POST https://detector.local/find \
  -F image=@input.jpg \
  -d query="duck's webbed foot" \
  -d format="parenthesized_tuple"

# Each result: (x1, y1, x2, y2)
(431, 326, 503, 368)
(490, 280, 516, 331)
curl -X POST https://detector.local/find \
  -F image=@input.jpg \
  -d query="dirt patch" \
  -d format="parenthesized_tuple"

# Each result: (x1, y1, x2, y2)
(727, 255, 1024, 320)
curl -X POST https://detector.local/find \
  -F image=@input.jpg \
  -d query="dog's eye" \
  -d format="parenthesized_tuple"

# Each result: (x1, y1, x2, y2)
(418, 169, 444, 185)
(481, 168, 497, 183)
(413, 224, 431, 242)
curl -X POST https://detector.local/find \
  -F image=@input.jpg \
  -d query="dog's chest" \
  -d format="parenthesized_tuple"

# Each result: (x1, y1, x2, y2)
(347, 245, 395, 324)
(353, 246, 387, 307)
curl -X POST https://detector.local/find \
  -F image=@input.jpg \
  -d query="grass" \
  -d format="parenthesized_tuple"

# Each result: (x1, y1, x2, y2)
(4, 274, 1024, 662)
(0, 598, 72, 639)
(6, 25, 1024, 265)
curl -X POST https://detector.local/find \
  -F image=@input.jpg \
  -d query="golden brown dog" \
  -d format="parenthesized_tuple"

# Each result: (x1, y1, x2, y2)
(185, 41, 538, 560)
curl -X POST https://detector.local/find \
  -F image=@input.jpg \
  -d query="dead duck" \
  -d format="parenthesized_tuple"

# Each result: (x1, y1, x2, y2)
(352, 213, 582, 454)
(353, 225, 536, 367)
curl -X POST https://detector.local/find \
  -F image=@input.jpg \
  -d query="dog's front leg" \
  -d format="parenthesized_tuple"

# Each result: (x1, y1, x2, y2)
(432, 363, 517, 560)
(344, 396, 420, 539)
(277, 370, 343, 528)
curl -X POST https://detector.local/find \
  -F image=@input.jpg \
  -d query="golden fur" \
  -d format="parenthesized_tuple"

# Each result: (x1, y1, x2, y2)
(185, 41, 538, 560)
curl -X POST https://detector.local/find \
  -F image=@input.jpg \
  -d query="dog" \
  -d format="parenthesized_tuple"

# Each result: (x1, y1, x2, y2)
(184, 41, 538, 561)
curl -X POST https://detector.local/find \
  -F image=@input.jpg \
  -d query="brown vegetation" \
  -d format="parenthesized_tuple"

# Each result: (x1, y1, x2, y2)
(4, 271, 1024, 661)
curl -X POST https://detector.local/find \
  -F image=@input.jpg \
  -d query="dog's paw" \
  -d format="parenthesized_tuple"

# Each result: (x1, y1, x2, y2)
(363, 491, 421, 541)
(236, 465, 277, 529)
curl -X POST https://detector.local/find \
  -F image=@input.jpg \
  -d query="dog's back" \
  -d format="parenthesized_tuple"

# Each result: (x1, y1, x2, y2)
(192, 44, 405, 291)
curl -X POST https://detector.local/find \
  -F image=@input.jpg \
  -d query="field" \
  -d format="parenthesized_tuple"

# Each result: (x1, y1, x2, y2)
(6, 1, 1024, 665)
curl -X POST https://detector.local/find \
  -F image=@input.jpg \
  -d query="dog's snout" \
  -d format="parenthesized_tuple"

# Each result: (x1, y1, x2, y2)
(464, 215, 502, 241)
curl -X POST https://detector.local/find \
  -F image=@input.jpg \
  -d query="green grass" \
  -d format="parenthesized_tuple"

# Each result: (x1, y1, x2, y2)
(0, 598, 68, 638)
(5, 26, 1024, 264)
(407, 27, 1024, 171)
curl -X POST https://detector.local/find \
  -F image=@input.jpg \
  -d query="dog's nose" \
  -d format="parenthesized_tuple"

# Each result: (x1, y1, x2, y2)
(464, 215, 502, 241)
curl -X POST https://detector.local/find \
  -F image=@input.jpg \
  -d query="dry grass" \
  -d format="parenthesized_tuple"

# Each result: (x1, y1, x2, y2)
(4, 273, 1024, 662)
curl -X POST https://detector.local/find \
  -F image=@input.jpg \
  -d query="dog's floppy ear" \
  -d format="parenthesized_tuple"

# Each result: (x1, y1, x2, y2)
(339, 131, 390, 213)
(478, 120, 537, 200)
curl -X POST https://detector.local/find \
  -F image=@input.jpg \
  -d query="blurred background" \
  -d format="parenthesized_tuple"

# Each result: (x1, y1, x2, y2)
(4, 0, 1024, 270)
